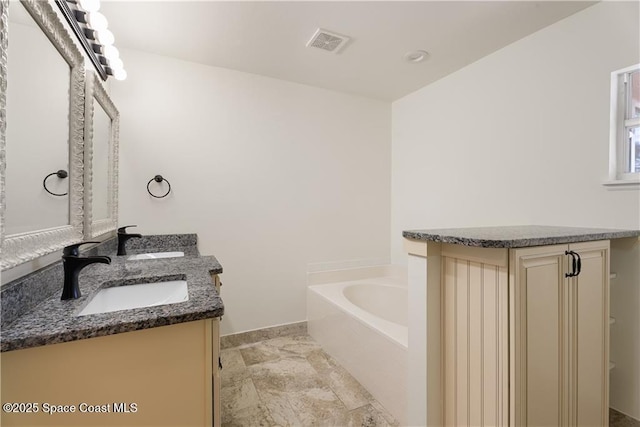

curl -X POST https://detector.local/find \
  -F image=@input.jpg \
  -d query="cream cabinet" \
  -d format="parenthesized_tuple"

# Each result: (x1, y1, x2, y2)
(510, 240, 609, 427)
(437, 240, 609, 427)
(211, 273, 222, 427)
(1, 318, 221, 427)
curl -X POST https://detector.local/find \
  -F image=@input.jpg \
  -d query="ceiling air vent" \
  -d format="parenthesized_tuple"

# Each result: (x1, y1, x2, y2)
(306, 28, 350, 53)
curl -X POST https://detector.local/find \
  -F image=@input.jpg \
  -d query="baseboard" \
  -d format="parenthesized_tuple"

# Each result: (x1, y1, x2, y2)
(220, 321, 307, 349)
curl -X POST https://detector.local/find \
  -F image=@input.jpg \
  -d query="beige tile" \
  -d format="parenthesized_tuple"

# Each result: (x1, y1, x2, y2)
(256, 388, 302, 427)
(305, 349, 334, 376)
(221, 333, 400, 427)
(610, 409, 640, 427)
(345, 404, 397, 427)
(220, 348, 249, 386)
(250, 357, 325, 393)
(220, 378, 261, 415)
(286, 386, 350, 426)
(240, 342, 282, 366)
(264, 335, 322, 357)
(307, 350, 372, 410)
(370, 400, 400, 426)
(327, 369, 372, 411)
(221, 402, 276, 427)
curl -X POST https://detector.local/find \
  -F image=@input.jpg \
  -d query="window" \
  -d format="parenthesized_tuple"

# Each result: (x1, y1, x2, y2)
(607, 64, 640, 187)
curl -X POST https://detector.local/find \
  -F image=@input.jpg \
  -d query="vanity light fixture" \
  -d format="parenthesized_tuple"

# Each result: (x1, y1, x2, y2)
(109, 57, 124, 69)
(86, 11, 108, 31)
(77, 0, 100, 13)
(94, 28, 115, 46)
(109, 68, 127, 81)
(55, 0, 126, 80)
(101, 45, 119, 61)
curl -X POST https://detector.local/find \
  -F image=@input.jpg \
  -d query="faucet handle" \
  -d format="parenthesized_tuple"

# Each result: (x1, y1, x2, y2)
(62, 241, 101, 257)
(118, 225, 138, 234)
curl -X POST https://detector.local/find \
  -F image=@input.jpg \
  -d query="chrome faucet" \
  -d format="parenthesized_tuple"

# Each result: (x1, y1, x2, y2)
(61, 242, 111, 300)
(117, 225, 142, 256)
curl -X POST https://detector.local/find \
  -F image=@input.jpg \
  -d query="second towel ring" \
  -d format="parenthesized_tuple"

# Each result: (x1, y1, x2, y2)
(147, 175, 171, 198)
(43, 170, 69, 196)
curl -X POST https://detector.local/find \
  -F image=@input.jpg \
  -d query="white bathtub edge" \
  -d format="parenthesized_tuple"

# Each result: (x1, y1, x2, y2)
(307, 277, 408, 426)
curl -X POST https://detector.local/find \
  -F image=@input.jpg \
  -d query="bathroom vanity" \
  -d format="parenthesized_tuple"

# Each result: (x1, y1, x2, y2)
(0, 235, 224, 427)
(0, 3, 225, 425)
(403, 225, 640, 427)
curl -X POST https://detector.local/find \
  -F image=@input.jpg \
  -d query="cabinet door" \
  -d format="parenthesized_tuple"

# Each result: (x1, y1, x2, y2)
(511, 244, 568, 427)
(1, 321, 214, 427)
(511, 241, 610, 427)
(570, 241, 609, 427)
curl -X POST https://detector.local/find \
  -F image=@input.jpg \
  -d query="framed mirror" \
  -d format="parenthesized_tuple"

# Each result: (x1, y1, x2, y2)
(84, 71, 118, 238)
(0, 0, 85, 270)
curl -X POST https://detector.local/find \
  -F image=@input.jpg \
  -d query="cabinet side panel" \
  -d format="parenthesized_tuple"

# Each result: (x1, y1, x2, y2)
(455, 259, 470, 426)
(442, 251, 508, 427)
(443, 257, 457, 425)
(609, 237, 640, 421)
(469, 262, 483, 425)
(482, 264, 509, 426)
(573, 243, 609, 426)
(482, 264, 498, 427)
(212, 318, 221, 427)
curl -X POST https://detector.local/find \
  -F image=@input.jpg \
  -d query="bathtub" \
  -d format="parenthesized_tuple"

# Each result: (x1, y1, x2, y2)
(307, 276, 407, 425)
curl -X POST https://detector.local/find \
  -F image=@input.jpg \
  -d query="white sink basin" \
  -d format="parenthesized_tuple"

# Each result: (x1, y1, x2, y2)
(127, 251, 184, 261)
(78, 280, 188, 316)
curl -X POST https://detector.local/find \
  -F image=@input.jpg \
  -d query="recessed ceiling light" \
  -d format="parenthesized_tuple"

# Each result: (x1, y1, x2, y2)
(404, 50, 430, 63)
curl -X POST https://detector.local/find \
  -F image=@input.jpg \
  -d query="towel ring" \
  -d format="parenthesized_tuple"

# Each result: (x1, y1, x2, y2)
(147, 174, 171, 198)
(43, 170, 69, 196)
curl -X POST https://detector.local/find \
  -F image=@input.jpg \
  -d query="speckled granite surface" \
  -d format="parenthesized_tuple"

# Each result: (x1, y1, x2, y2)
(123, 233, 198, 252)
(1, 234, 224, 352)
(1, 261, 64, 329)
(403, 225, 640, 248)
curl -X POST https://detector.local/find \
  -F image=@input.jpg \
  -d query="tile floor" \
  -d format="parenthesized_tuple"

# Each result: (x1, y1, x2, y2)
(220, 333, 399, 426)
(221, 332, 638, 427)
(611, 409, 640, 427)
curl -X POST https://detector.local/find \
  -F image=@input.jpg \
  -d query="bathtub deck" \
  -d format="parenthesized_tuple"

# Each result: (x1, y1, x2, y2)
(220, 333, 399, 426)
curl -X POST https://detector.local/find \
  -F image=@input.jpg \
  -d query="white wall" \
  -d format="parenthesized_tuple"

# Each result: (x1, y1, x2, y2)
(392, 1, 640, 420)
(111, 49, 391, 336)
(391, 1, 640, 264)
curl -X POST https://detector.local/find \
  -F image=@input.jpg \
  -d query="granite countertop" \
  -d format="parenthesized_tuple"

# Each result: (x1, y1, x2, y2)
(0, 235, 224, 352)
(403, 225, 640, 248)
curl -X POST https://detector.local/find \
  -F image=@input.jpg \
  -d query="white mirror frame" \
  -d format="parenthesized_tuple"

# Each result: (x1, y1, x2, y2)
(84, 71, 119, 238)
(0, 0, 85, 270)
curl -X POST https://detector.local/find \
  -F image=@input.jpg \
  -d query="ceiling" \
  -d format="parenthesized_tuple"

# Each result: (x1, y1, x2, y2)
(101, 1, 596, 101)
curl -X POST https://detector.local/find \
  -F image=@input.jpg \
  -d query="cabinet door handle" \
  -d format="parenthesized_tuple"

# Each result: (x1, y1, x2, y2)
(565, 250, 578, 277)
(575, 252, 581, 276)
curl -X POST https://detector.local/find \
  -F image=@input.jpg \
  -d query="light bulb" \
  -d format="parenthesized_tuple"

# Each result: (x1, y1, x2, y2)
(113, 69, 127, 81)
(78, 0, 100, 13)
(109, 57, 124, 69)
(102, 45, 120, 61)
(96, 29, 115, 46)
(87, 12, 108, 31)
